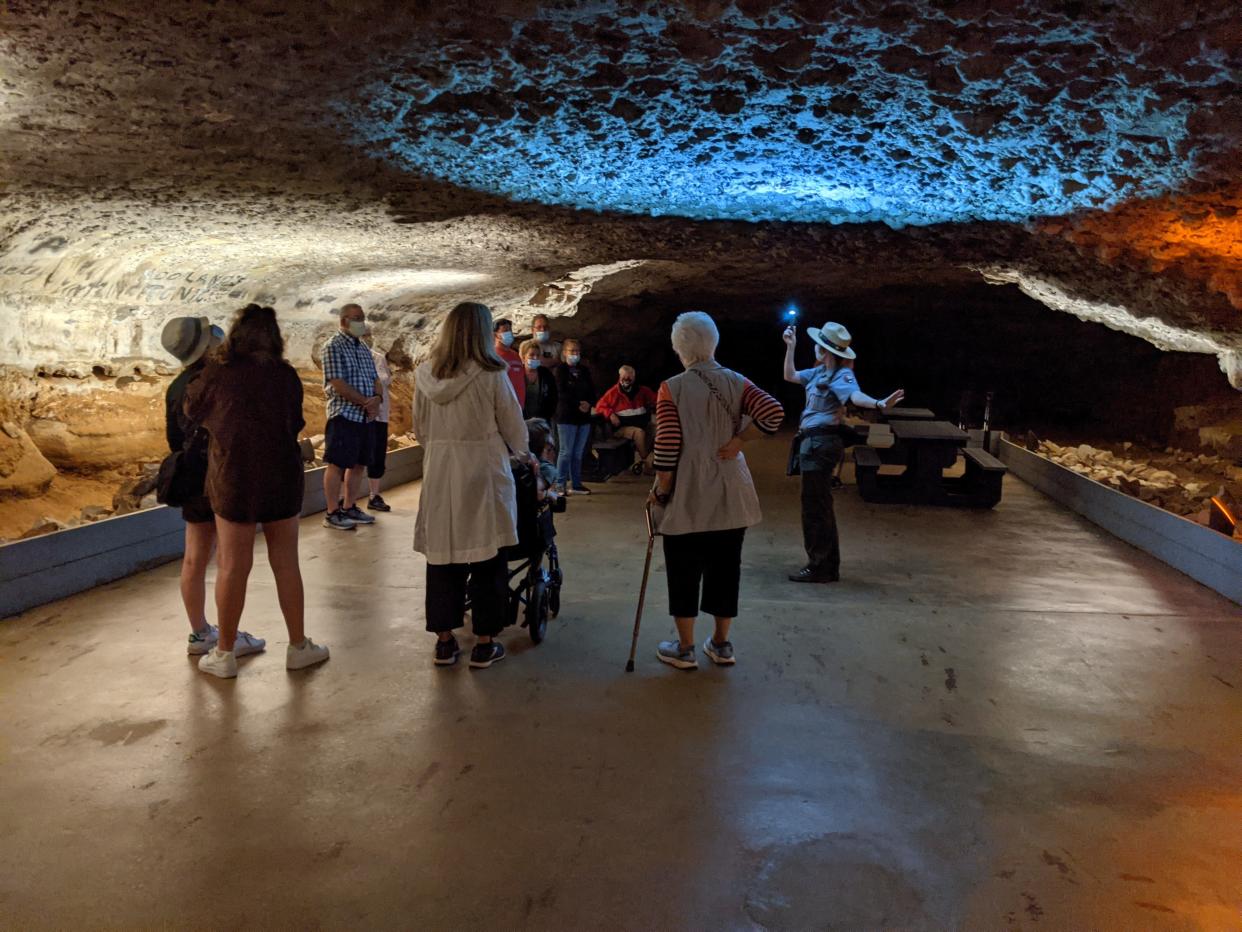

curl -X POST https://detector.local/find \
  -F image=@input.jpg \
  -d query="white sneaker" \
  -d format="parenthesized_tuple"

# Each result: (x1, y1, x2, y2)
(187, 623, 218, 655)
(287, 637, 330, 670)
(233, 631, 267, 658)
(198, 648, 237, 678)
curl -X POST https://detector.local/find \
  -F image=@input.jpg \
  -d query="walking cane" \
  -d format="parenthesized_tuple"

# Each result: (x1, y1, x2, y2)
(624, 503, 656, 673)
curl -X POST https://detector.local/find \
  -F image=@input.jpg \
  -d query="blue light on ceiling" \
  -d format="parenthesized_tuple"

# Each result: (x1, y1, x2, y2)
(338, 4, 1224, 228)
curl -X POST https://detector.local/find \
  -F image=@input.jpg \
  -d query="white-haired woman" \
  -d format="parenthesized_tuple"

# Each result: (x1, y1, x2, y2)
(414, 301, 535, 669)
(648, 311, 784, 670)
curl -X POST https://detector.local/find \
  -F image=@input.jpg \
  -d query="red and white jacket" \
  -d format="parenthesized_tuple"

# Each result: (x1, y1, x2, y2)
(595, 383, 658, 429)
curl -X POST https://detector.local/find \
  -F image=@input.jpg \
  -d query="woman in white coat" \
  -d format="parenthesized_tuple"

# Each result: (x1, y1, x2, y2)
(413, 302, 533, 669)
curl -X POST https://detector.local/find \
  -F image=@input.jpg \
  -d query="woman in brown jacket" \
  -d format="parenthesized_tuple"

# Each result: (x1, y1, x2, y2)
(185, 304, 329, 678)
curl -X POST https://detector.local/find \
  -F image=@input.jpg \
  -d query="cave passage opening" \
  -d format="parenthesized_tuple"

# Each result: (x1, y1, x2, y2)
(555, 280, 1230, 449)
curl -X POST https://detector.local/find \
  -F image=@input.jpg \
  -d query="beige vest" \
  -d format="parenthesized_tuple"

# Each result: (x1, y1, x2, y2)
(654, 362, 763, 536)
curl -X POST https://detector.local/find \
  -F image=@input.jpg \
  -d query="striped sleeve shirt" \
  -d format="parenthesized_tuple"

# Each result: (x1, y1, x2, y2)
(653, 378, 783, 472)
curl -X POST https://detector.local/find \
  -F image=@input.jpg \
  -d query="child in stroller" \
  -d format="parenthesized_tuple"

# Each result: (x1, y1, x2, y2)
(500, 419, 565, 643)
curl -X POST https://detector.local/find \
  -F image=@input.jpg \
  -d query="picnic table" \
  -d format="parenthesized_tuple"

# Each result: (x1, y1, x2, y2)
(880, 407, 937, 421)
(853, 418, 1006, 508)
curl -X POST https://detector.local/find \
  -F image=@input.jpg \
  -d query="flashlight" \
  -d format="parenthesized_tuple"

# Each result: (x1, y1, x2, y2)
(783, 304, 799, 330)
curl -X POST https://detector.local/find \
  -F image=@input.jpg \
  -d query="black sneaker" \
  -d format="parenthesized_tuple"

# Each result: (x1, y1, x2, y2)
(323, 510, 357, 531)
(469, 641, 506, 669)
(341, 504, 376, 525)
(367, 494, 391, 512)
(434, 636, 461, 666)
(788, 566, 839, 583)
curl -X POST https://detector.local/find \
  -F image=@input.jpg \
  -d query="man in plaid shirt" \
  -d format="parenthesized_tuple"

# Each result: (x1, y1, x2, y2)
(322, 303, 383, 531)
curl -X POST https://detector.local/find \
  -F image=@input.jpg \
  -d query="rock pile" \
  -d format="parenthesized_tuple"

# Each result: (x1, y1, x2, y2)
(1035, 439, 1242, 523)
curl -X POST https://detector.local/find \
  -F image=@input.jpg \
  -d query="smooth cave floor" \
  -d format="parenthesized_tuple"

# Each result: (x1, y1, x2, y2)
(2, 439, 1241, 931)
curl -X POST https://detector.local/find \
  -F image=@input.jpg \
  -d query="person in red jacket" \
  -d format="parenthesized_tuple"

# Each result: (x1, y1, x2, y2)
(492, 317, 526, 408)
(596, 364, 659, 474)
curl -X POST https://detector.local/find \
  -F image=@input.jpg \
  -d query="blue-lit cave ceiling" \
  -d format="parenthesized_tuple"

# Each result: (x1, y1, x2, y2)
(0, 0, 1239, 382)
(348, 1, 1239, 227)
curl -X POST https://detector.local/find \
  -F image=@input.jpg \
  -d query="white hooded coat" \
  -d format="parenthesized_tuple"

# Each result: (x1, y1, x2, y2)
(412, 361, 529, 565)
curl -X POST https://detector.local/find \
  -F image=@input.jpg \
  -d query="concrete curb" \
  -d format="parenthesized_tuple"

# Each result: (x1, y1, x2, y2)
(999, 439, 1242, 605)
(0, 444, 424, 620)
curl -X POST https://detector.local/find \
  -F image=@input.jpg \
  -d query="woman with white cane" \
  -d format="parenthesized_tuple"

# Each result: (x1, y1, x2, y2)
(644, 312, 783, 671)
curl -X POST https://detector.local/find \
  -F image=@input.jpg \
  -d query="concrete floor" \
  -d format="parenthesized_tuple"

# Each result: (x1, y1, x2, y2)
(2, 439, 1240, 930)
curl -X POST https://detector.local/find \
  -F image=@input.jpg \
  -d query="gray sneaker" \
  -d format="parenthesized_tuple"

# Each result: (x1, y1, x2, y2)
(341, 504, 376, 525)
(323, 509, 357, 531)
(656, 640, 698, 670)
(702, 637, 735, 665)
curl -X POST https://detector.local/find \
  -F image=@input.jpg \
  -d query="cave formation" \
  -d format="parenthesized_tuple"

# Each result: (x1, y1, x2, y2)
(1, 0, 1240, 538)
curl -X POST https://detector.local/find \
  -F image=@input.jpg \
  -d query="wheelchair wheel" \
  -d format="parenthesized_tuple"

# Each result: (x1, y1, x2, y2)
(548, 583, 560, 619)
(630, 461, 643, 475)
(526, 578, 549, 643)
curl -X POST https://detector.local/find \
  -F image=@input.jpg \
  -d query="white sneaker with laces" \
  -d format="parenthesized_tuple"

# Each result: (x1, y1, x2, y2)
(198, 648, 237, 678)
(287, 637, 330, 670)
(187, 623, 219, 656)
(232, 631, 267, 658)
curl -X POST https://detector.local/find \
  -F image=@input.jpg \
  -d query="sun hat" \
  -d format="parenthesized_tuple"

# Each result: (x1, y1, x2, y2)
(161, 316, 224, 366)
(806, 321, 856, 360)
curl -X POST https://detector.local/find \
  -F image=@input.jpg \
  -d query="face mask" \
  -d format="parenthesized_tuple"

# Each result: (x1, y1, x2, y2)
(348, 320, 367, 338)
(814, 345, 827, 361)
(525, 358, 540, 369)
(566, 354, 581, 366)
(620, 381, 634, 392)
(499, 331, 514, 347)
(536, 331, 550, 343)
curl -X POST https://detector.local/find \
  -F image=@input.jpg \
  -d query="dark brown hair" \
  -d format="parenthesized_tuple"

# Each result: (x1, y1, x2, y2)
(525, 418, 554, 459)
(216, 304, 285, 364)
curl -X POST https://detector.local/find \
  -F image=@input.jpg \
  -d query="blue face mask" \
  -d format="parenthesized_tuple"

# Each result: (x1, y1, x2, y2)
(499, 331, 514, 347)
(526, 358, 540, 369)
(566, 354, 581, 366)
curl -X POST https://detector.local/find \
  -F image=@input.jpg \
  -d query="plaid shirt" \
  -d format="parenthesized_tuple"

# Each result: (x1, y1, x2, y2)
(323, 330, 379, 423)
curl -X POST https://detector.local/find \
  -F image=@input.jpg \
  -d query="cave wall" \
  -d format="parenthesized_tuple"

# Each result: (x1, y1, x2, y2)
(0, 0, 1239, 517)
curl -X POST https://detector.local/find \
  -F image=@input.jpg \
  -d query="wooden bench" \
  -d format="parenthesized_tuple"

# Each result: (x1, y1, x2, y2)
(961, 446, 1006, 507)
(582, 436, 634, 482)
(853, 445, 882, 500)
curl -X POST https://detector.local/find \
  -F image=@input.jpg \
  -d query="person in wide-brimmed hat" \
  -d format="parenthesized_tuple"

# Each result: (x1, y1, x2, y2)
(782, 319, 904, 583)
(160, 315, 264, 661)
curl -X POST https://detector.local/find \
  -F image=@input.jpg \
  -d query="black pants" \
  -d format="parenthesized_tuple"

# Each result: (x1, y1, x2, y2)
(366, 421, 388, 480)
(663, 527, 746, 618)
(799, 434, 843, 576)
(425, 553, 507, 636)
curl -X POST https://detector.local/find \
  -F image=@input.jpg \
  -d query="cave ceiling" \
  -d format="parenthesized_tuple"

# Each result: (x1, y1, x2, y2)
(0, 0, 1239, 380)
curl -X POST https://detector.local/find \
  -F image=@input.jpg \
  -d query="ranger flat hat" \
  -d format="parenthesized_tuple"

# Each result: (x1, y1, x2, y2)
(161, 316, 224, 366)
(807, 321, 856, 360)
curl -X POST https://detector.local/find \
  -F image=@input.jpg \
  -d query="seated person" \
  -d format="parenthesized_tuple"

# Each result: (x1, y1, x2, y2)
(594, 365, 658, 474)
(525, 418, 561, 504)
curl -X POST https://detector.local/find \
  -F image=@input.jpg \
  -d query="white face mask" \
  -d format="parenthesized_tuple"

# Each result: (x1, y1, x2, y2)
(814, 345, 828, 361)
(536, 331, 550, 343)
(499, 331, 514, 347)
(347, 320, 367, 338)
(525, 358, 540, 369)
(566, 354, 581, 366)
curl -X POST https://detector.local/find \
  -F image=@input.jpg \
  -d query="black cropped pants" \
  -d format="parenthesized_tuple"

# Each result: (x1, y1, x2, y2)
(662, 527, 747, 619)
(425, 552, 508, 637)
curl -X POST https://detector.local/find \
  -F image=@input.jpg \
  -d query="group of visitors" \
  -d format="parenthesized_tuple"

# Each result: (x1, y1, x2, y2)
(163, 296, 902, 678)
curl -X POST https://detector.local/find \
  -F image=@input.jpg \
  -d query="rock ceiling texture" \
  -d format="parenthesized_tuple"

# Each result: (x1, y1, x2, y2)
(0, 0, 1240, 381)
